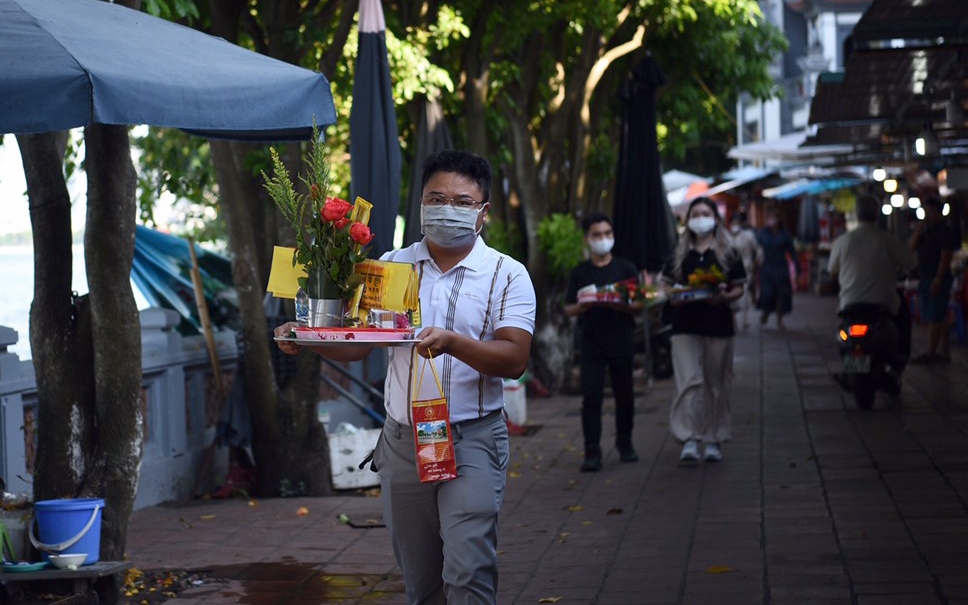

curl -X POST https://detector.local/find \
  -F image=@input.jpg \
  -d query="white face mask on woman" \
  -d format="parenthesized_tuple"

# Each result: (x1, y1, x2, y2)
(421, 204, 484, 248)
(687, 216, 716, 235)
(588, 237, 614, 256)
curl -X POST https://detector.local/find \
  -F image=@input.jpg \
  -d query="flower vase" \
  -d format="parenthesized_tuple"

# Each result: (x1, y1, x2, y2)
(306, 267, 345, 328)
(307, 298, 345, 327)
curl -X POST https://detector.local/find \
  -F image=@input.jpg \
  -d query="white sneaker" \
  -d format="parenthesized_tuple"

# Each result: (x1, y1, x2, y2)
(703, 443, 723, 462)
(679, 440, 700, 463)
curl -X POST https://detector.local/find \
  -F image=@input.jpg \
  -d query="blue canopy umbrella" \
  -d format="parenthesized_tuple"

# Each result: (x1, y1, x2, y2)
(0, 0, 336, 140)
(350, 0, 401, 256)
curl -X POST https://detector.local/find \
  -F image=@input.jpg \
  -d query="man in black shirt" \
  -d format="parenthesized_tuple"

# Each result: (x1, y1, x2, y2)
(565, 212, 643, 471)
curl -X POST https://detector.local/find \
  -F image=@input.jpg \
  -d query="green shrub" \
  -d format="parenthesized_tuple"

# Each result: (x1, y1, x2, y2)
(538, 213, 584, 278)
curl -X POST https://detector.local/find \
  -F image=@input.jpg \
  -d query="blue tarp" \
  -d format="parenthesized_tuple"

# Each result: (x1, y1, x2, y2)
(132, 226, 238, 335)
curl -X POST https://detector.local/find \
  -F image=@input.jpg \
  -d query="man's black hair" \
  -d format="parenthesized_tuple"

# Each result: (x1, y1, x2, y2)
(422, 150, 492, 204)
(581, 211, 612, 234)
(855, 194, 879, 222)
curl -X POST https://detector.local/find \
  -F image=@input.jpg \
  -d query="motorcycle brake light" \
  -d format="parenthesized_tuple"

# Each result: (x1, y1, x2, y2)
(848, 324, 869, 337)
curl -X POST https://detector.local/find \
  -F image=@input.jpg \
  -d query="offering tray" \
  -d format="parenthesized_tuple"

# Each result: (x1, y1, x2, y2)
(577, 291, 624, 304)
(276, 326, 420, 347)
(668, 286, 714, 302)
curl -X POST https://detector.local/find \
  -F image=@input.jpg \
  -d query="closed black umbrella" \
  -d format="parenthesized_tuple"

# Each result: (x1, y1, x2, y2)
(350, 0, 401, 257)
(612, 54, 678, 274)
(402, 95, 454, 246)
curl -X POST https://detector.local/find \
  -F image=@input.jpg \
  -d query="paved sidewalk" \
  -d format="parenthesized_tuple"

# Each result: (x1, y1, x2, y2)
(124, 292, 968, 604)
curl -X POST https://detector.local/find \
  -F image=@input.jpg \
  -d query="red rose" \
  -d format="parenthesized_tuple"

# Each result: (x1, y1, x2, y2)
(333, 217, 350, 230)
(322, 197, 352, 222)
(349, 222, 374, 245)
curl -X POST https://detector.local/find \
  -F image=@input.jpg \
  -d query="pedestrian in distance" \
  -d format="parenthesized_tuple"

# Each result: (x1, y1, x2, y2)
(909, 196, 959, 364)
(658, 197, 745, 464)
(564, 212, 643, 472)
(756, 208, 799, 330)
(727, 209, 762, 330)
(275, 150, 537, 604)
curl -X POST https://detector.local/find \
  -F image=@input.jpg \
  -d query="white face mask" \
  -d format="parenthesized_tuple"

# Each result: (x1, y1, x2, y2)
(421, 204, 483, 248)
(588, 237, 614, 256)
(687, 216, 716, 235)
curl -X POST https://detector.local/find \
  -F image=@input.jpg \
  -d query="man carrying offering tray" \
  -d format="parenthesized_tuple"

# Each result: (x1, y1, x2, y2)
(274, 150, 536, 605)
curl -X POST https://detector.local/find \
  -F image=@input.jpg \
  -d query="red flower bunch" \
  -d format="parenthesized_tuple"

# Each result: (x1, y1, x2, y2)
(614, 278, 658, 303)
(263, 128, 375, 299)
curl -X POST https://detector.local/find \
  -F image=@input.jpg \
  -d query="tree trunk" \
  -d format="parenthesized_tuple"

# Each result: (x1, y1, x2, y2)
(210, 140, 332, 497)
(18, 132, 96, 500)
(205, 0, 335, 497)
(82, 124, 144, 560)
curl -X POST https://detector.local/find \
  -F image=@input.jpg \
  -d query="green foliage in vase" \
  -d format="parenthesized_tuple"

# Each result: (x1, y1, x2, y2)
(261, 125, 374, 299)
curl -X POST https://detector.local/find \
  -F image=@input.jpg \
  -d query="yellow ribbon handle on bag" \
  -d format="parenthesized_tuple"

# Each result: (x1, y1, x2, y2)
(411, 348, 444, 401)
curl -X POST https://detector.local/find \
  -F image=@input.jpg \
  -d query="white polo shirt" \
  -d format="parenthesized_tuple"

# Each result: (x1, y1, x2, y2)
(380, 238, 536, 425)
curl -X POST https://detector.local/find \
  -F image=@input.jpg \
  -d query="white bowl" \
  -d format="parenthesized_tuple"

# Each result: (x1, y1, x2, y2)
(48, 553, 88, 570)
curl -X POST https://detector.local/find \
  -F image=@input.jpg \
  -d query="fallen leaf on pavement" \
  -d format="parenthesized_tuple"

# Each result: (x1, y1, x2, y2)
(705, 566, 735, 574)
(606, 507, 623, 515)
(199, 514, 216, 520)
(565, 505, 583, 512)
(538, 597, 563, 603)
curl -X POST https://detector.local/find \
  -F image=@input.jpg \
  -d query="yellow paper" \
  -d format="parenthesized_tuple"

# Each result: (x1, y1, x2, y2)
(267, 246, 307, 299)
(350, 196, 372, 226)
(354, 260, 417, 313)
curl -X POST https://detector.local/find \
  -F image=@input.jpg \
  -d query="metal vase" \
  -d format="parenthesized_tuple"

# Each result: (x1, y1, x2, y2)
(307, 298, 345, 328)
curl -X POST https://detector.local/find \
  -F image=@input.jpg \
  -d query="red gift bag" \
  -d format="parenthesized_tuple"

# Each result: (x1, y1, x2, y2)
(410, 351, 457, 483)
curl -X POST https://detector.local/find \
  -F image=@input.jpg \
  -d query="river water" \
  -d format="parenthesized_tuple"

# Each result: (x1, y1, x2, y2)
(1, 244, 88, 360)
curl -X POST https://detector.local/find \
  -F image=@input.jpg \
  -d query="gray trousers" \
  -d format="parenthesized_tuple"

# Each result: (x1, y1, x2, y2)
(372, 411, 509, 605)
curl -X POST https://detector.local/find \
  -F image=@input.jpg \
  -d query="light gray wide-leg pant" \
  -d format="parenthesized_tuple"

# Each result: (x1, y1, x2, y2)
(373, 412, 509, 605)
(669, 334, 734, 444)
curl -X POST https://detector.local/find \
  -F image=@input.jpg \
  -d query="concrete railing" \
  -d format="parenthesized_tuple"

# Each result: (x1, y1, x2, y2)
(0, 308, 238, 510)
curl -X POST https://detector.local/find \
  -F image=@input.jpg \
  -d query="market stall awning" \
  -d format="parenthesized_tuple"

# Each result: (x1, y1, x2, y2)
(761, 176, 863, 200)
(728, 131, 856, 166)
(702, 166, 777, 197)
(663, 169, 707, 192)
(803, 0, 968, 165)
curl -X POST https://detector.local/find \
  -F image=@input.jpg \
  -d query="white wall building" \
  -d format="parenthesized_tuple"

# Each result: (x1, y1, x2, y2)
(734, 0, 871, 169)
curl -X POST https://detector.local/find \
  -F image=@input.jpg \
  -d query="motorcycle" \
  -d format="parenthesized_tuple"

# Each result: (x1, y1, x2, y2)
(835, 303, 904, 409)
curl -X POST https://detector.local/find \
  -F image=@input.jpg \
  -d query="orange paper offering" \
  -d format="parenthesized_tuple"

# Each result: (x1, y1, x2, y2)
(410, 352, 457, 483)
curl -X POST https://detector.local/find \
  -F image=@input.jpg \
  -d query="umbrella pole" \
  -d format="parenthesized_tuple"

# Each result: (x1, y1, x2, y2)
(187, 237, 228, 497)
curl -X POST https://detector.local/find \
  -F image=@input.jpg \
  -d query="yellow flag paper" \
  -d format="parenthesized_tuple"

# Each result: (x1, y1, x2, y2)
(267, 246, 307, 299)
(354, 260, 418, 313)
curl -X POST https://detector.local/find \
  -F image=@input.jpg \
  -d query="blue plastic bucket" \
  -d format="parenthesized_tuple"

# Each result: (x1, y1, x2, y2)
(29, 498, 103, 564)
